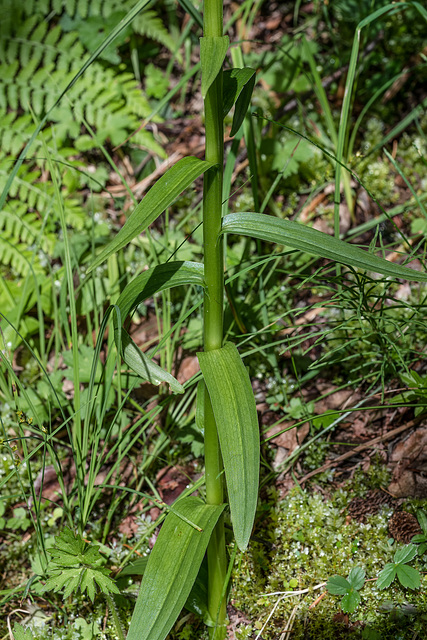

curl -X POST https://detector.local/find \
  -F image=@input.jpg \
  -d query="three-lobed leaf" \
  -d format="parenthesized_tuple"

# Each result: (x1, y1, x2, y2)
(127, 496, 225, 640)
(43, 528, 119, 602)
(197, 342, 259, 551)
(88, 157, 215, 272)
(221, 213, 427, 282)
(377, 544, 421, 590)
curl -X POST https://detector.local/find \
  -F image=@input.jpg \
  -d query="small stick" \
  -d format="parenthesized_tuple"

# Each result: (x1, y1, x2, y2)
(300, 416, 423, 483)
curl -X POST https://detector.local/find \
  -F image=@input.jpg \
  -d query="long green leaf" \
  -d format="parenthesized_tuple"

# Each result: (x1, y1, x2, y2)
(112, 262, 204, 393)
(88, 158, 214, 272)
(197, 342, 259, 551)
(200, 36, 230, 98)
(221, 213, 427, 282)
(115, 261, 205, 321)
(127, 497, 224, 640)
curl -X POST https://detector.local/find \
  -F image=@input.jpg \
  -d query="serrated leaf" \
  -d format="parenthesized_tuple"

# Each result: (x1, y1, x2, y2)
(223, 68, 255, 115)
(119, 329, 184, 393)
(417, 509, 427, 535)
(376, 563, 397, 590)
(88, 158, 214, 272)
(197, 342, 259, 551)
(418, 542, 427, 556)
(396, 564, 421, 589)
(347, 566, 365, 590)
(200, 36, 229, 98)
(127, 496, 224, 640)
(221, 213, 427, 282)
(326, 575, 351, 595)
(341, 589, 361, 613)
(13, 623, 35, 640)
(43, 528, 119, 602)
(394, 543, 417, 565)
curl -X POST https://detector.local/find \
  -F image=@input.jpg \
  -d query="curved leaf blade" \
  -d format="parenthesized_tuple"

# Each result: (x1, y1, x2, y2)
(221, 213, 427, 282)
(230, 74, 256, 137)
(127, 497, 225, 640)
(115, 261, 205, 322)
(88, 158, 214, 272)
(200, 36, 230, 98)
(197, 342, 259, 551)
(223, 67, 256, 117)
(119, 329, 184, 394)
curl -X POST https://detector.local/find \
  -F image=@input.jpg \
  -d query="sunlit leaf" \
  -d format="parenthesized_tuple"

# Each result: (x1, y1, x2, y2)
(221, 213, 427, 282)
(198, 342, 259, 551)
(200, 36, 229, 98)
(127, 497, 224, 640)
(88, 158, 214, 272)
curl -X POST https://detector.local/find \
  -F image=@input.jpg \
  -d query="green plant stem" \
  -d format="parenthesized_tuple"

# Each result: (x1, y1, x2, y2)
(104, 592, 125, 640)
(203, 1, 227, 637)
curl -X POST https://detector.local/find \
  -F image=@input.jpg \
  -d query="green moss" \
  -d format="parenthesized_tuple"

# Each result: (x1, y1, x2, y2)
(230, 485, 427, 639)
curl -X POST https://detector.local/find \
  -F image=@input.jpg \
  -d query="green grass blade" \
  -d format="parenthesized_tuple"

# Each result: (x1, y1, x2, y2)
(200, 36, 230, 98)
(198, 342, 259, 551)
(221, 212, 427, 282)
(88, 158, 214, 272)
(127, 497, 225, 640)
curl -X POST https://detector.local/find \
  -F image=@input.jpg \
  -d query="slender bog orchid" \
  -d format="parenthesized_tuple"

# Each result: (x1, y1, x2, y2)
(84, 1, 427, 638)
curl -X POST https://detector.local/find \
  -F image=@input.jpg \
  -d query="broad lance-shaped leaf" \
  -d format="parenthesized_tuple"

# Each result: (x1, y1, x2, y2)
(113, 262, 205, 393)
(88, 157, 214, 273)
(221, 213, 427, 282)
(197, 342, 259, 551)
(200, 35, 230, 98)
(127, 497, 225, 640)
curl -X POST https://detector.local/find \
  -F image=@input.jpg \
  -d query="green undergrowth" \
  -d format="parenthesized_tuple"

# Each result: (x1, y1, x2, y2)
(230, 475, 427, 639)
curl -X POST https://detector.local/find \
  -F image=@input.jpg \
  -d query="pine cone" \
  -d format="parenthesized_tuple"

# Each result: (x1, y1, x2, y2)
(389, 511, 422, 543)
(347, 490, 392, 523)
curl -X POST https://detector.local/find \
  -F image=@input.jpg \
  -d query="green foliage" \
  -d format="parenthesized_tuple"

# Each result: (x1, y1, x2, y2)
(326, 566, 365, 613)
(42, 527, 120, 601)
(376, 544, 421, 591)
(12, 624, 35, 640)
(411, 510, 427, 556)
